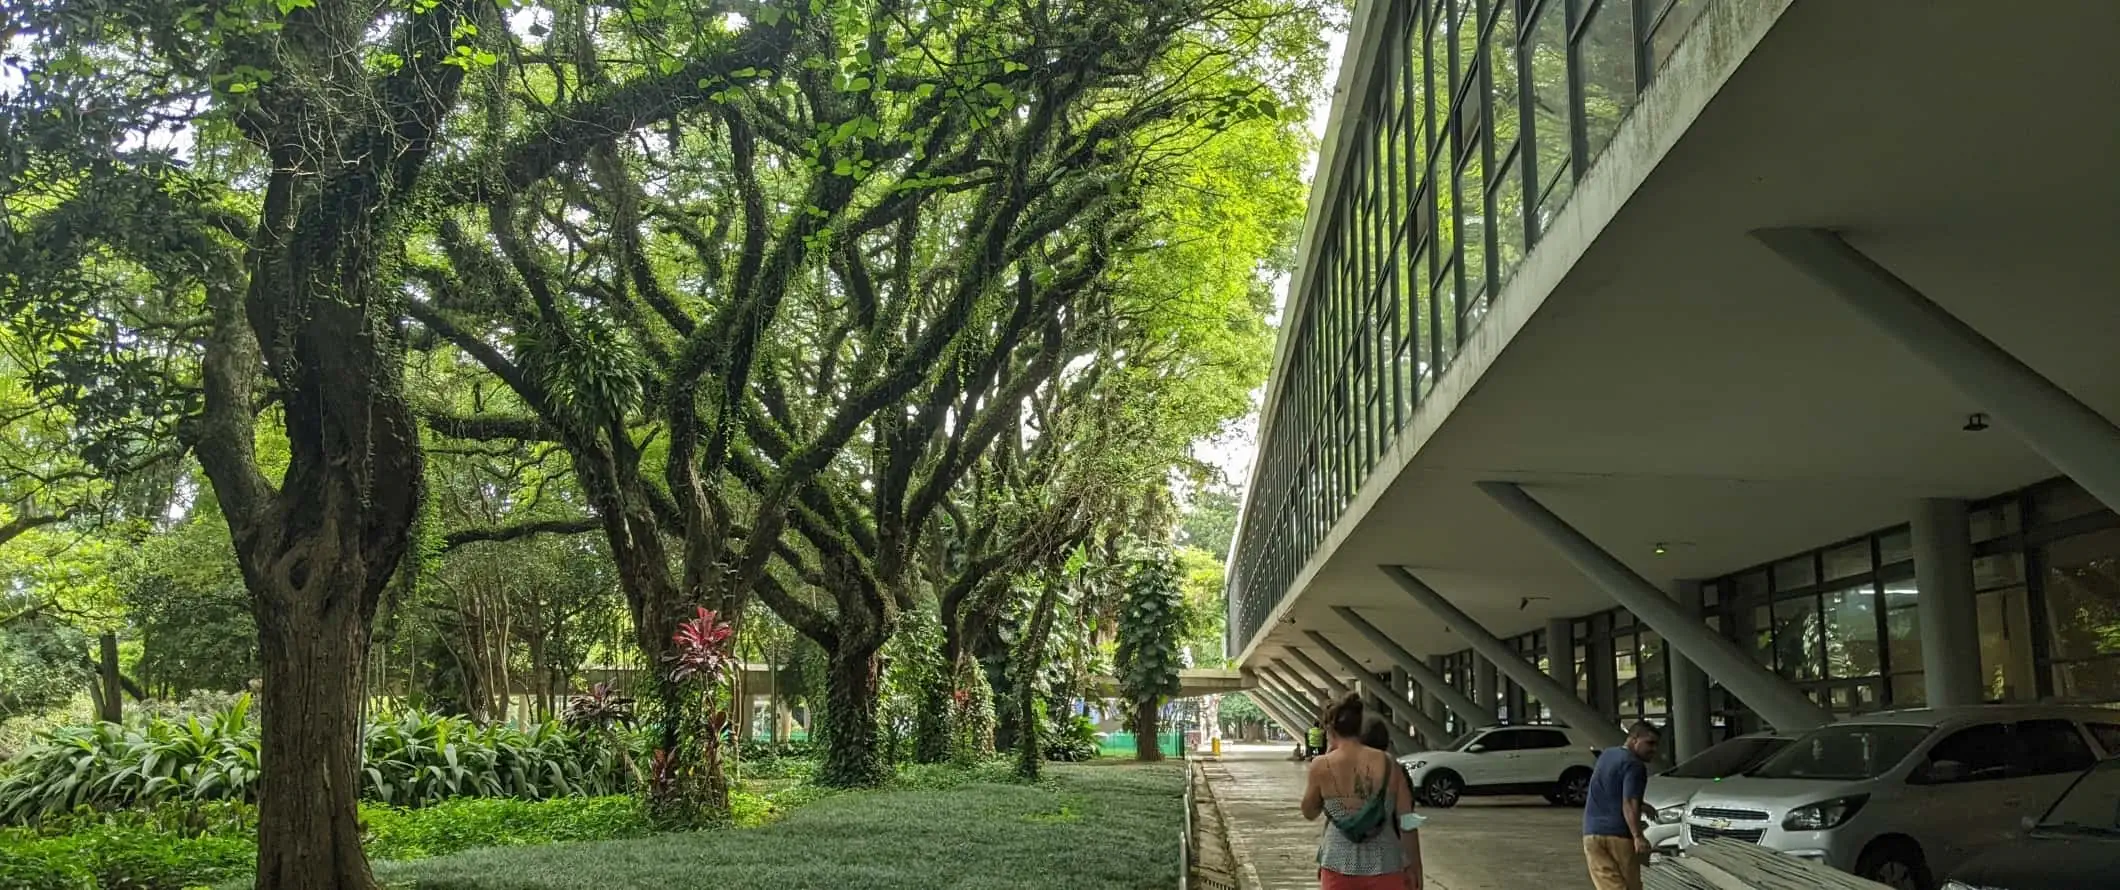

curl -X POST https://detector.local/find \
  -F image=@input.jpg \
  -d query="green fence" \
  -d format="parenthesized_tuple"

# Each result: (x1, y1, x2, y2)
(1097, 731, 1184, 757)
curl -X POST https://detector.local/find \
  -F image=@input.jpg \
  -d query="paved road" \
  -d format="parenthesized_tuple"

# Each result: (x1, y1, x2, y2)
(1203, 744, 1592, 890)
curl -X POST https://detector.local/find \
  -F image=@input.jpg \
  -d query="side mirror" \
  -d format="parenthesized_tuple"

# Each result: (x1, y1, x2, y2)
(2019, 815, 2038, 833)
(1466, 744, 1487, 754)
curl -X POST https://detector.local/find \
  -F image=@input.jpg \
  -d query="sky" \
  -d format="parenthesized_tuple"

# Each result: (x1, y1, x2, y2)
(1190, 24, 1349, 492)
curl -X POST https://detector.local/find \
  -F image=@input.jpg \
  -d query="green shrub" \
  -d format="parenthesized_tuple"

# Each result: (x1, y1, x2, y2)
(1042, 712, 1101, 763)
(0, 698, 630, 823)
(0, 822, 253, 890)
(361, 796, 653, 860)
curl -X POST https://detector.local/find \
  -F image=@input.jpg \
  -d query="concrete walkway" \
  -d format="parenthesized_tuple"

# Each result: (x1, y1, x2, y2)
(1202, 744, 1592, 890)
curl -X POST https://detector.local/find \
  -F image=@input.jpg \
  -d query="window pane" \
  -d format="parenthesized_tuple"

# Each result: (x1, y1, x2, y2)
(2052, 659, 2120, 703)
(1890, 672, 1926, 708)
(2033, 481, 2103, 524)
(1640, 631, 1668, 716)
(1969, 499, 2021, 542)
(1974, 553, 2025, 592)
(1750, 604, 1775, 671)
(1489, 0, 1520, 154)
(2042, 528, 2120, 662)
(1459, 147, 1487, 316)
(1824, 541, 1873, 581)
(1884, 578, 1922, 679)
(1492, 148, 1526, 285)
(1577, 0, 1637, 165)
(1527, 0, 1572, 230)
(1774, 556, 1817, 591)
(1978, 586, 2035, 703)
(1823, 585, 1881, 679)
(1879, 528, 1913, 566)
(1773, 595, 1824, 680)
(1647, 0, 1705, 75)
(1614, 631, 1639, 712)
(1435, 260, 1459, 366)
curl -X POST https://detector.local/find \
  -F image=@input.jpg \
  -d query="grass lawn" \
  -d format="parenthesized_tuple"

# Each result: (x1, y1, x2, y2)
(376, 761, 1186, 890)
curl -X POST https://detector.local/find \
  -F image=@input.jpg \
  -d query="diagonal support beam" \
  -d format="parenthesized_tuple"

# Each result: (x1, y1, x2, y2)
(1472, 482, 1835, 733)
(1358, 680, 1422, 755)
(1258, 667, 1320, 714)
(1332, 607, 1497, 727)
(1285, 648, 1350, 700)
(1305, 630, 1450, 748)
(1753, 228, 2120, 515)
(1244, 687, 1308, 740)
(1271, 656, 1338, 701)
(1255, 674, 1319, 728)
(1380, 564, 1626, 747)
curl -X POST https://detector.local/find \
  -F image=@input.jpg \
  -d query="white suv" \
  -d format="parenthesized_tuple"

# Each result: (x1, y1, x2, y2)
(1397, 724, 1600, 808)
(1680, 705, 2120, 890)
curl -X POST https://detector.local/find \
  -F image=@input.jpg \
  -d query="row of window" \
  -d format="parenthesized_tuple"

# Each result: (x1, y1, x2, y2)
(1230, 0, 1716, 656)
(1401, 477, 2120, 737)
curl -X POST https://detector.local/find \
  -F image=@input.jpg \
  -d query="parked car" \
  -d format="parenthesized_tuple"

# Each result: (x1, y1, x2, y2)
(1397, 724, 1600, 808)
(1644, 732, 1795, 853)
(1943, 755, 2120, 890)
(1679, 705, 2120, 890)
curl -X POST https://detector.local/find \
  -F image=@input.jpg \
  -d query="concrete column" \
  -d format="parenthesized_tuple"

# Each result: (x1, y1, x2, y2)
(1914, 498, 1983, 707)
(1587, 626, 1617, 716)
(1391, 666, 1415, 713)
(1426, 655, 1449, 726)
(1670, 581, 1711, 762)
(1379, 566, 1625, 748)
(1754, 228, 2120, 516)
(1305, 630, 1452, 747)
(1474, 482, 1835, 733)
(1546, 618, 1576, 693)
(1474, 657, 1499, 721)
(1331, 607, 1498, 726)
(1287, 648, 1352, 702)
(1249, 686, 1311, 740)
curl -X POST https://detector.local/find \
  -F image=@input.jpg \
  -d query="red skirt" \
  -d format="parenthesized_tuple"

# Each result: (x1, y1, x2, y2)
(1318, 869, 1405, 890)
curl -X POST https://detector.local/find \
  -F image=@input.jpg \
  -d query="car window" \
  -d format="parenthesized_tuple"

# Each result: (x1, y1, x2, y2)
(2015, 720, 2097, 777)
(1666, 737, 1790, 779)
(1473, 730, 1519, 752)
(2038, 759, 2120, 831)
(2088, 723, 2120, 757)
(1521, 729, 1570, 750)
(1751, 724, 1931, 781)
(1917, 723, 2014, 784)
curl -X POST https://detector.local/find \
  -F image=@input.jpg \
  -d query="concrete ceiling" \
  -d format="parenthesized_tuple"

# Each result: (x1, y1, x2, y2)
(1245, 1, 2120, 675)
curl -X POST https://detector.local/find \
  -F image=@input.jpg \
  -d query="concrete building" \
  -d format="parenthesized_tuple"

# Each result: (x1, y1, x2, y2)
(1225, 0, 2120, 758)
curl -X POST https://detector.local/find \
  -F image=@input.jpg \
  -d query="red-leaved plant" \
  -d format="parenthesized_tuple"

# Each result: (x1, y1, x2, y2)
(669, 607, 735, 683)
(650, 606, 735, 822)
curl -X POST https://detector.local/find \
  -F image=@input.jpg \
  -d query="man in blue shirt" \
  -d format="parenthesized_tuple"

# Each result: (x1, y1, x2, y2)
(1582, 722, 1661, 890)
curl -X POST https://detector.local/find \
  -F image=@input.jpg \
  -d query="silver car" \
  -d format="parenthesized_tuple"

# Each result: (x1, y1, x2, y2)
(1644, 732, 1794, 853)
(1680, 705, 2120, 890)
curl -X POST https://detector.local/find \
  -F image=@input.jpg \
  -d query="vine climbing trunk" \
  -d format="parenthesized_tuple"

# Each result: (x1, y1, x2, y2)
(821, 639, 888, 787)
(1134, 699, 1164, 762)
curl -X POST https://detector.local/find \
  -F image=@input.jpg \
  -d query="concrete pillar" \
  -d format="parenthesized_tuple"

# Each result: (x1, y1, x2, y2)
(1670, 581, 1711, 762)
(1305, 630, 1452, 747)
(1587, 625, 1617, 716)
(1379, 566, 1625, 748)
(1753, 228, 2120, 516)
(1914, 498, 1983, 707)
(1331, 607, 1498, 726)
(1473, 482, 1835, 733)
(1426, 654, 1449, 727)
(1287, 648, 1353, 702)
(1546, 618, 1576, 693)
(1474, 657, 1499, 721)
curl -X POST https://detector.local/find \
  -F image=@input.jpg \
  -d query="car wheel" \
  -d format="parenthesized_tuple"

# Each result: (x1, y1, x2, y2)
(1855, 839, 1933, 890)
(1422, 771, 1462, 808)
(1555, 768, 1592, 807)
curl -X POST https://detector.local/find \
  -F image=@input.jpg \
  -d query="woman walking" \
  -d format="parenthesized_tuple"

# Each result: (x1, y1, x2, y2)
(1300, 694, 1424, 890)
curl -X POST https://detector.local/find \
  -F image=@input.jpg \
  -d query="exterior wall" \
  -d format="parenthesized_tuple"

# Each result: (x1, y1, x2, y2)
(1227, 0, 1726, 658)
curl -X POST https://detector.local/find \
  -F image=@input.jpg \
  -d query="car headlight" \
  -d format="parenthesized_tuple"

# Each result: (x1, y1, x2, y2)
(1403, 760, 1427, 771)
(1782, 795, 1868, 831)
(1655, 806, 1685, 825)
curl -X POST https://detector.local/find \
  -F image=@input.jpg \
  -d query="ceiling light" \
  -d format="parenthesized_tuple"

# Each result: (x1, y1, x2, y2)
(1963, 412, 1989, 432)
(1653, 543, 1669, 556)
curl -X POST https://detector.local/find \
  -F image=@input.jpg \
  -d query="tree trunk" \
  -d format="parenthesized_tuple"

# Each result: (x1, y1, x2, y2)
(913, 669, 953, 763)
(251, 576, 378, 890)
(97, 632, 123, 723)
(820, 641, 888, 787)
(1134, 699, 1163, 762)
